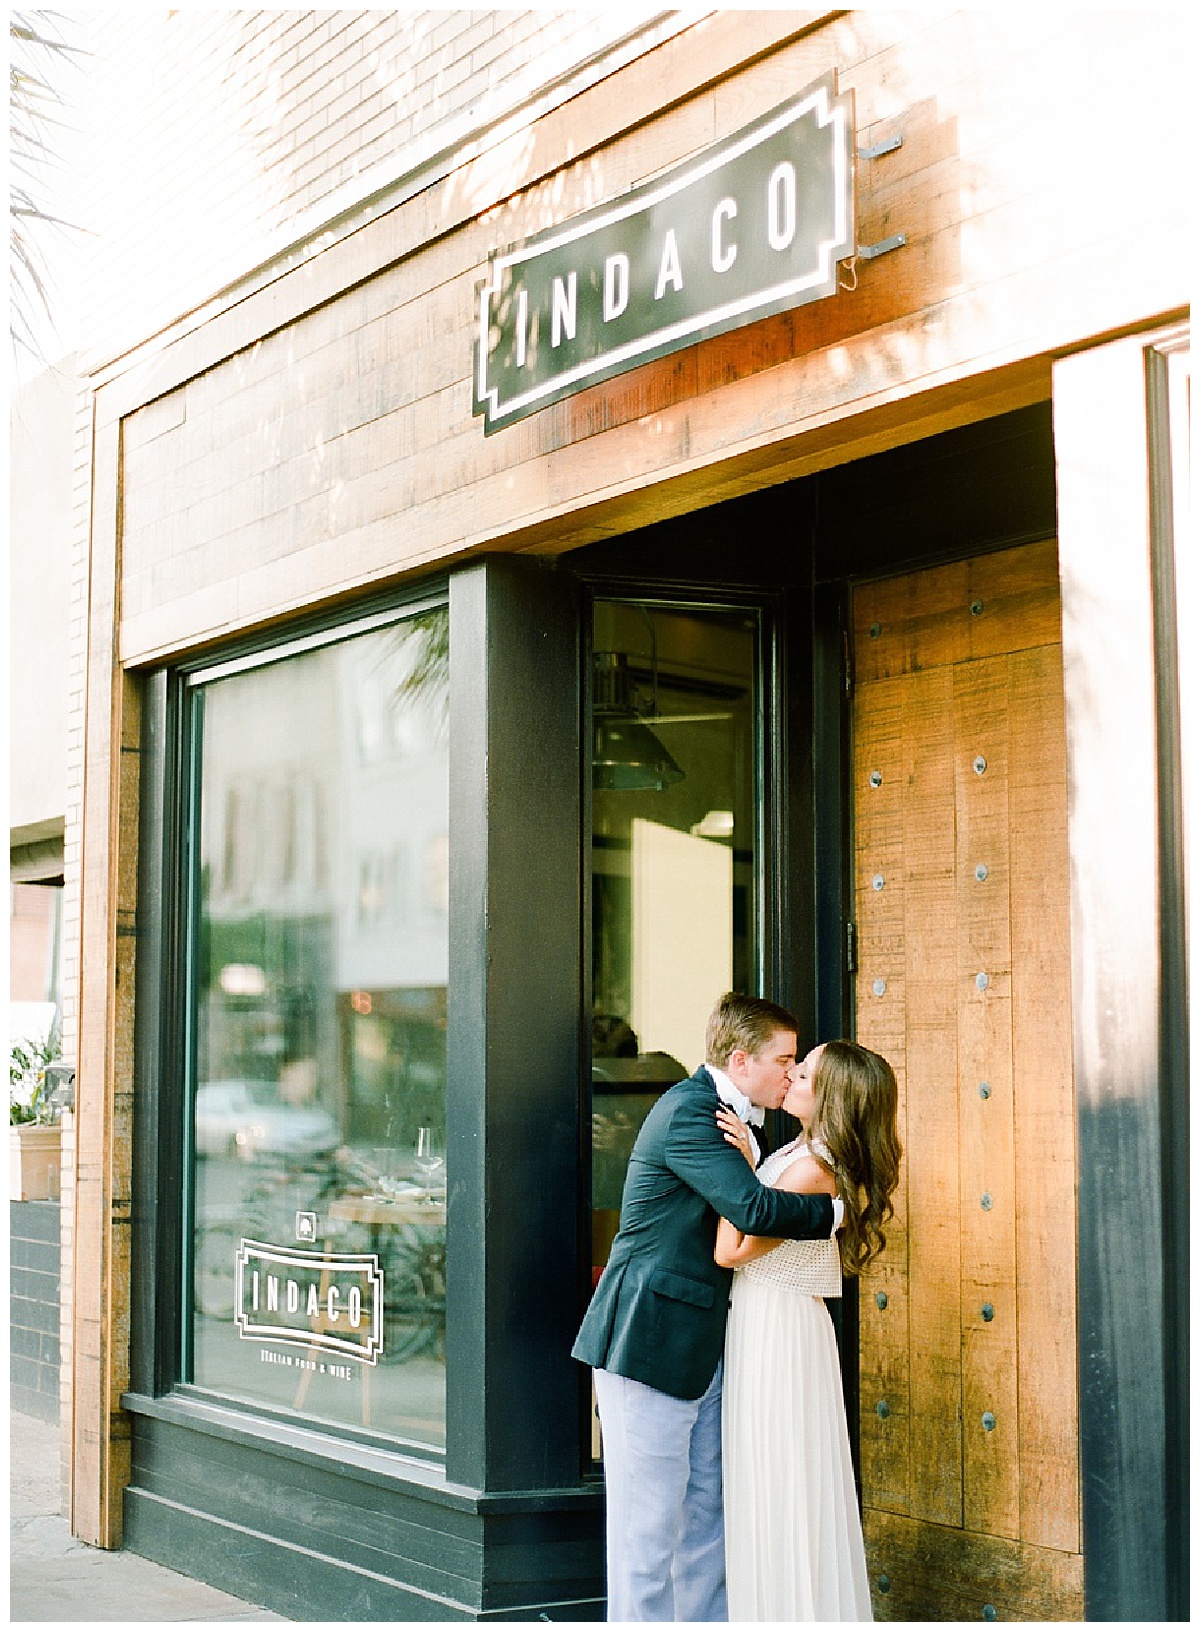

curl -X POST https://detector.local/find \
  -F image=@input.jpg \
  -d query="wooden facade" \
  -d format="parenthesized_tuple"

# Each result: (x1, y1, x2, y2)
(66, 8, 1188, 1619)
(853, 544, 1081, 1619)
(100, 9, 1186, 666)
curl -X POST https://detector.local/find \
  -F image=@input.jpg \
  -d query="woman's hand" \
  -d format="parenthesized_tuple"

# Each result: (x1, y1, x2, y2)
(716, 1106, 756, 1169)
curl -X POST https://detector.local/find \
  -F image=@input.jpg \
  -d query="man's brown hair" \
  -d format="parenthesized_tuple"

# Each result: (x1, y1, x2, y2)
(705, 991, 798, 1067)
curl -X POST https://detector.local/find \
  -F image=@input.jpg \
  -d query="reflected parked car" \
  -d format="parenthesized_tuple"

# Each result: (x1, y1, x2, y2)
(194, 1080, 340, 1160)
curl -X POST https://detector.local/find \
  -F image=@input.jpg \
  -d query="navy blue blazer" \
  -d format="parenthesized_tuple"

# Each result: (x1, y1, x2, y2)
(572, 1066, 834, 1399)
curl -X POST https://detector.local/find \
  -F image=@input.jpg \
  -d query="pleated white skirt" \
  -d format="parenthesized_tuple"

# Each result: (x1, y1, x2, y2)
(722, 1273, 873, 1621)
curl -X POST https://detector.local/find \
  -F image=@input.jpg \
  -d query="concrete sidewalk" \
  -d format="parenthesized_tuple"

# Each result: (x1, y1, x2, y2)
(9, 1408, 288, 1623)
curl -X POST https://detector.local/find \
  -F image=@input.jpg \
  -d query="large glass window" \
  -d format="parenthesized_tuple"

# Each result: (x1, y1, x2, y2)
(185, 606, 449, 1454)
(590, 600, 761, 1281)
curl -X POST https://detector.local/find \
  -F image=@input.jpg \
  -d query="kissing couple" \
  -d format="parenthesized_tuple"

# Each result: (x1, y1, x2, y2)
(573, 990, 901, 1621)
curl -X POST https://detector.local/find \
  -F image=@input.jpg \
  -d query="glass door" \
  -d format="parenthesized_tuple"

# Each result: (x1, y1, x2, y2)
(589, 598, 763, 1287)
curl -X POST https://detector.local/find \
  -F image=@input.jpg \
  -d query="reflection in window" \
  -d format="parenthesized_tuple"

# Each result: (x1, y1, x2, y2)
(188, 607, 449, 1454)
(590, 600, 760, 1282)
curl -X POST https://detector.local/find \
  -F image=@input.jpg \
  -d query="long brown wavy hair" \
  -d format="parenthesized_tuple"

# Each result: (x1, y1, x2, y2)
(809, 1040, 902, 1276)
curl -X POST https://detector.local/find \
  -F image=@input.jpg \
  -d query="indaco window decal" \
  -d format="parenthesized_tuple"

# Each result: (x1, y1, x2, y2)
(234, 1239, 385, 1365)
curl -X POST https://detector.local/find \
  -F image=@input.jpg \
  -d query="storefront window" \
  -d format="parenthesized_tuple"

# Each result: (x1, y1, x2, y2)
(590, 600, 760, 1281)
(185, 606, 449, 1453)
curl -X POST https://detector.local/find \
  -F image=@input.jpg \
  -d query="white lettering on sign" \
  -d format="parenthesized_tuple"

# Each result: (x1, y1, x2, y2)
(515, 288, 529, 367)
(711, 198, 738, 273)
(655, 228, 684, 300)
(552, 272, 577, 347)
(604, 253, 630, 322)
(767, 161, 798, 250)
(235, 1241, 384, 1364)
(474, 72, 855, 432)
(258, 1348, 354, 1381)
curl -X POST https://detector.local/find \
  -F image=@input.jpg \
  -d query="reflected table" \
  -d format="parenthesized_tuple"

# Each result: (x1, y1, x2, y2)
(291, 1189, 446, 1423)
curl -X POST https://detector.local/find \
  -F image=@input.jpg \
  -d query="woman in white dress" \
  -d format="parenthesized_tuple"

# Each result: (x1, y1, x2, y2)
(715, 1039, 901, 1622)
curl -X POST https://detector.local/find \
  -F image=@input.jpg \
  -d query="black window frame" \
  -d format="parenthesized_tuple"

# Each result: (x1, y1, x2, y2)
(131, 584, 452, 1454)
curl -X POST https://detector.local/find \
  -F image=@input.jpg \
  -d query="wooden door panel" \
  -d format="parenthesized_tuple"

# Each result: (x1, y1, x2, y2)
(853, 541, 1082, 1619)
(954, 654, 1020, 1541)
(899, 668, 962, 1532)
(853, 540, 1063, 683)
(1007, 643, 1079, 1555)
(864, 1510, 1084, 1622)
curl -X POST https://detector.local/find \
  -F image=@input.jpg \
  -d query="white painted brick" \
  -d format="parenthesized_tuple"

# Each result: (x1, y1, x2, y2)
(70, 9, 661, 362)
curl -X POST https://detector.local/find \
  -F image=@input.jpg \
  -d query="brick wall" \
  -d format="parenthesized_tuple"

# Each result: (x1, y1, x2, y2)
(10, 1201, 62, 1422)
(74, 9, 684, 367)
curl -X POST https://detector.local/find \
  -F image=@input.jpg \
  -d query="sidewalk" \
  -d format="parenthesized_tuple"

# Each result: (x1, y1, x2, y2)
(9, 1409, 288, 1623)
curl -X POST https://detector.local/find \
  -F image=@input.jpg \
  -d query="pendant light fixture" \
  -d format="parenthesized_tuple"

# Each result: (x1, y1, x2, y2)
(592, 650, 684, 792)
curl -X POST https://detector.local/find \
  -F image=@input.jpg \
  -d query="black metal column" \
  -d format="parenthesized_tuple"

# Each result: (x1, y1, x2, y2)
(446, 554, 587, 1496)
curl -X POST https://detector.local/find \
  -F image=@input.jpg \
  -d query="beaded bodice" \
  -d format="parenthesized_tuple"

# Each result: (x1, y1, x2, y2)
(737, 1139, 843, 1297)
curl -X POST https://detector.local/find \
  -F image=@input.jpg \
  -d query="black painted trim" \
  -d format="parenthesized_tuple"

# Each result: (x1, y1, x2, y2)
(122, 1404, 603, 1620)
(446, 556, 586, 1495)
(131, 671, 190, 1395)
(1061, 352, 1172, 1621)
(811, 579, 852, 1045)
(129, 568, 601, 1617)
(810, 576, 859, 1461)
(1145, 341, 1189, 1623)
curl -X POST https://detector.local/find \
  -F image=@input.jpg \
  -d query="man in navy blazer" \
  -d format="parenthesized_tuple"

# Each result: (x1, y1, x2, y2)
(573, 992, 842, 1621)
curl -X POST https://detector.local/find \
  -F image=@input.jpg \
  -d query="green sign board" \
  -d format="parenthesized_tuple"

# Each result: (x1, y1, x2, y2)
(473, 71, 855, 434)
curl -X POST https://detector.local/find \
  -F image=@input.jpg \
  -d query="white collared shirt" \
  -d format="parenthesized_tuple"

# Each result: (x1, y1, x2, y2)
(707, 1062, 844, 1235)
(708, 1063, 764, 1162)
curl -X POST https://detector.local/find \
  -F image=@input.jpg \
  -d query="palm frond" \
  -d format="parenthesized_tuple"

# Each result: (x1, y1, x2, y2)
(9, 9, 86, 365)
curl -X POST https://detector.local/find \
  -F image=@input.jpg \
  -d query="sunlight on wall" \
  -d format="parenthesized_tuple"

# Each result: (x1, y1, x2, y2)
(67, 10, 678, 367)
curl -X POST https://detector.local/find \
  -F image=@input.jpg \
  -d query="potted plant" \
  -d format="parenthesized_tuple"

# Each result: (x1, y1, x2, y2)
(10, 1027, 64, 1201)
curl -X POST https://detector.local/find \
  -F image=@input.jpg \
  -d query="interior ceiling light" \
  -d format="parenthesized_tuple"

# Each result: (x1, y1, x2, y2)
(592, 650, 684, 792)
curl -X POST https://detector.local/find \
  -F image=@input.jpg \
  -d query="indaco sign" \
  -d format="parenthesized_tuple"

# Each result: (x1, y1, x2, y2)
(473, 71, 855, 433)
(234, 1239, 384, 1364)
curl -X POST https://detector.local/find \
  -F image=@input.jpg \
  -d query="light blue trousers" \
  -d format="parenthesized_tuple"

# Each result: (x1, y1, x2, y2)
(593, 1363, 727, 1623)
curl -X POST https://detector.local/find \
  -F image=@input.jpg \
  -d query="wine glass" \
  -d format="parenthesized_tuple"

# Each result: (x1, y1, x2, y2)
(414, 1127, 445, 1200)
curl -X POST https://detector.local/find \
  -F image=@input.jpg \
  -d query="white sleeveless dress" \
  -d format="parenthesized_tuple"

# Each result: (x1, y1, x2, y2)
(722, 1139, 873, 1621)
